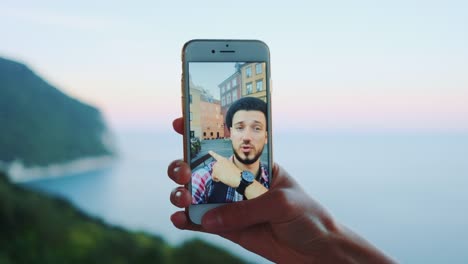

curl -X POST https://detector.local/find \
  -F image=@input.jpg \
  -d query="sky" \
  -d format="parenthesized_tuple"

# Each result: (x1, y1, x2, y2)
(1, 0, 467, 132)
(189, 62, 238, 100)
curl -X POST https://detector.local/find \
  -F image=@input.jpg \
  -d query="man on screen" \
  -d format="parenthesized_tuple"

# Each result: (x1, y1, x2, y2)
(191, 97, 270, 204)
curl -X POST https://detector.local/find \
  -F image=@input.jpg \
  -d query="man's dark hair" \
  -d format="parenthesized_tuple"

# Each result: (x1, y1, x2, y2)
(225, 97, 267, 130)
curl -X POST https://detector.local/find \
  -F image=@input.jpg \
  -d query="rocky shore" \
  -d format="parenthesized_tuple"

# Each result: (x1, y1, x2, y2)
(1, 155, 116, 183)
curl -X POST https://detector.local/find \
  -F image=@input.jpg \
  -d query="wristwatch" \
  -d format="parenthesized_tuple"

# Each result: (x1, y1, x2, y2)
(236, 170, 255, 195)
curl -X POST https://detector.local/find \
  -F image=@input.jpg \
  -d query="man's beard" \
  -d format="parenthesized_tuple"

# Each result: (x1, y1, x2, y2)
(233, 145, 265, 165)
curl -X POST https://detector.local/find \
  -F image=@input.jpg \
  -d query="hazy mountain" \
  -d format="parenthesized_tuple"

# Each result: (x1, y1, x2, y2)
(0, 57, 114, 171)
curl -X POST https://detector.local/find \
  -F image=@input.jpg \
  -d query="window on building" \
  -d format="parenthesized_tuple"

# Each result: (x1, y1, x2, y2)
(255, 63, 262, 74)
(246, 83, 253, 94)
(227, 82, 231, 90)
(222, 96, 225, 106)
(246, 66, 252, 78)
(256, 80, 263, 92)
(232, 90, 237, 101)
(232, 78, 237, 87)
(227, 93, 231, 104)
(190, 94, 192, 104)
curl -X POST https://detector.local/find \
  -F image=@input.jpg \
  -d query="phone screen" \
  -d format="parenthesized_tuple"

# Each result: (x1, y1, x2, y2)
(188, 61, 271, 205)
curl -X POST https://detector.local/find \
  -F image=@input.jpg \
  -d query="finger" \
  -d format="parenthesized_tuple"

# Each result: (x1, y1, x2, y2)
(208, 150, 224, 161)
(201, 191, 285, 232)
(170, 211, 205, 232)
(219, 225, 280, 262)
(167, 160, 191, 185)
(171, 211, 224, 235)
(172, 209, 277, 260)
(172, 117, 183, 135)
(170, 187, 192, 208)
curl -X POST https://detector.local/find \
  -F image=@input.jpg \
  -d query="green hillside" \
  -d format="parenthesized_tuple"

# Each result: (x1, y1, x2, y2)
(0, 171, 247, 264)
(0, 57, 112, 167)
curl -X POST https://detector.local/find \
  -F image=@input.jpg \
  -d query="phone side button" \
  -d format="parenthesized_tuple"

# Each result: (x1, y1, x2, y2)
(270, 79, 273, 94)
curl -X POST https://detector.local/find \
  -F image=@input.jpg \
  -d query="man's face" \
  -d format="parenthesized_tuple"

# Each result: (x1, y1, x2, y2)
(230, 110, 268, 165)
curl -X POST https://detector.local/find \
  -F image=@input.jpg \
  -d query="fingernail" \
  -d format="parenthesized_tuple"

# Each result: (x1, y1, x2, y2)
(175, 190, 182, 200)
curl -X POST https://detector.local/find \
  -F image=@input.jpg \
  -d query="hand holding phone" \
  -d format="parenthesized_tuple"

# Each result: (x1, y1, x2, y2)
(167, 125, 396, 264)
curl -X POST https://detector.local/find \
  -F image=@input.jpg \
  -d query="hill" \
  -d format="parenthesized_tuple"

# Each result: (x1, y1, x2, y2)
(0, 57, 113, 168)
(0, 170, 247, 264)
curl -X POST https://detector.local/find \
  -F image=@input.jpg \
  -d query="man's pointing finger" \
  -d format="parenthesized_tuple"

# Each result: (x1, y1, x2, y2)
(208, 150, 224, 161)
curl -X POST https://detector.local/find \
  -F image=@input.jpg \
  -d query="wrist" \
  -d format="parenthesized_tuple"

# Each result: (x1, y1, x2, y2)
(229, 168, 242, 188)
(232, 173, 241, 188)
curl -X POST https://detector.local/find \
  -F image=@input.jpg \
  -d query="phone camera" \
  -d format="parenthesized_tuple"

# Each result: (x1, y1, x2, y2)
(226, 44, 229, 47)
(211, 49, 215, 54)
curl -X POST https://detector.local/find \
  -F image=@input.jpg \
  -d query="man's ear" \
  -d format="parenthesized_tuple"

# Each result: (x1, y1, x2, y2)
(265, 131, 268, 144)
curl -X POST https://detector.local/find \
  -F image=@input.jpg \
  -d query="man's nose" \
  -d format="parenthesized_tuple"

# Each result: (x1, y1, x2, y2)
(242, 128, 254, 141)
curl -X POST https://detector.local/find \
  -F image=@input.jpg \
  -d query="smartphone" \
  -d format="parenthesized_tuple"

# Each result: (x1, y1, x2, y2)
(181, 39, 272, 224)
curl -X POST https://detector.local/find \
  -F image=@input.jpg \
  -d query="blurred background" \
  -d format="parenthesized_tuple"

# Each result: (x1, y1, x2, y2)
(1, 1, 467, 263)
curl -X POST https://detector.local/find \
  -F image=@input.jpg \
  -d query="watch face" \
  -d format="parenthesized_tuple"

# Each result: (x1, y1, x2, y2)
(242, 171, 255, 182)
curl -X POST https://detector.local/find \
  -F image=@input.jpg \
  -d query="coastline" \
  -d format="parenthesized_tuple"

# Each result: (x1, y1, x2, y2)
(2, 155, 116, 183)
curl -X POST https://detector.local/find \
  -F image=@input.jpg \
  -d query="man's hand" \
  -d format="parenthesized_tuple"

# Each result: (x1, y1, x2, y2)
(168, 117, 395, 263)
(208, 150, 241, 188)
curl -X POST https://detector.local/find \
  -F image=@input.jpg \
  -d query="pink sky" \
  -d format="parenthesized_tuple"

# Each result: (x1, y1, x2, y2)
(99, 90, 468, 132)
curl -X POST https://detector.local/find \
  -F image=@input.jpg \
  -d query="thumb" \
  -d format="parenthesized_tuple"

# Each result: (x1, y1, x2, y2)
(208, 150, 224, 161)
(201, 189, 292, 232)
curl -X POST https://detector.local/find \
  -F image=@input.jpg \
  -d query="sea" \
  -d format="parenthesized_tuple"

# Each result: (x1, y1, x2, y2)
(23, 130, 468, 264)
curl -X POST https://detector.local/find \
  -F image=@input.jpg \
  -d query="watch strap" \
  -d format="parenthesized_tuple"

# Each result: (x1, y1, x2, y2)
(236, 171, 254, 195)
